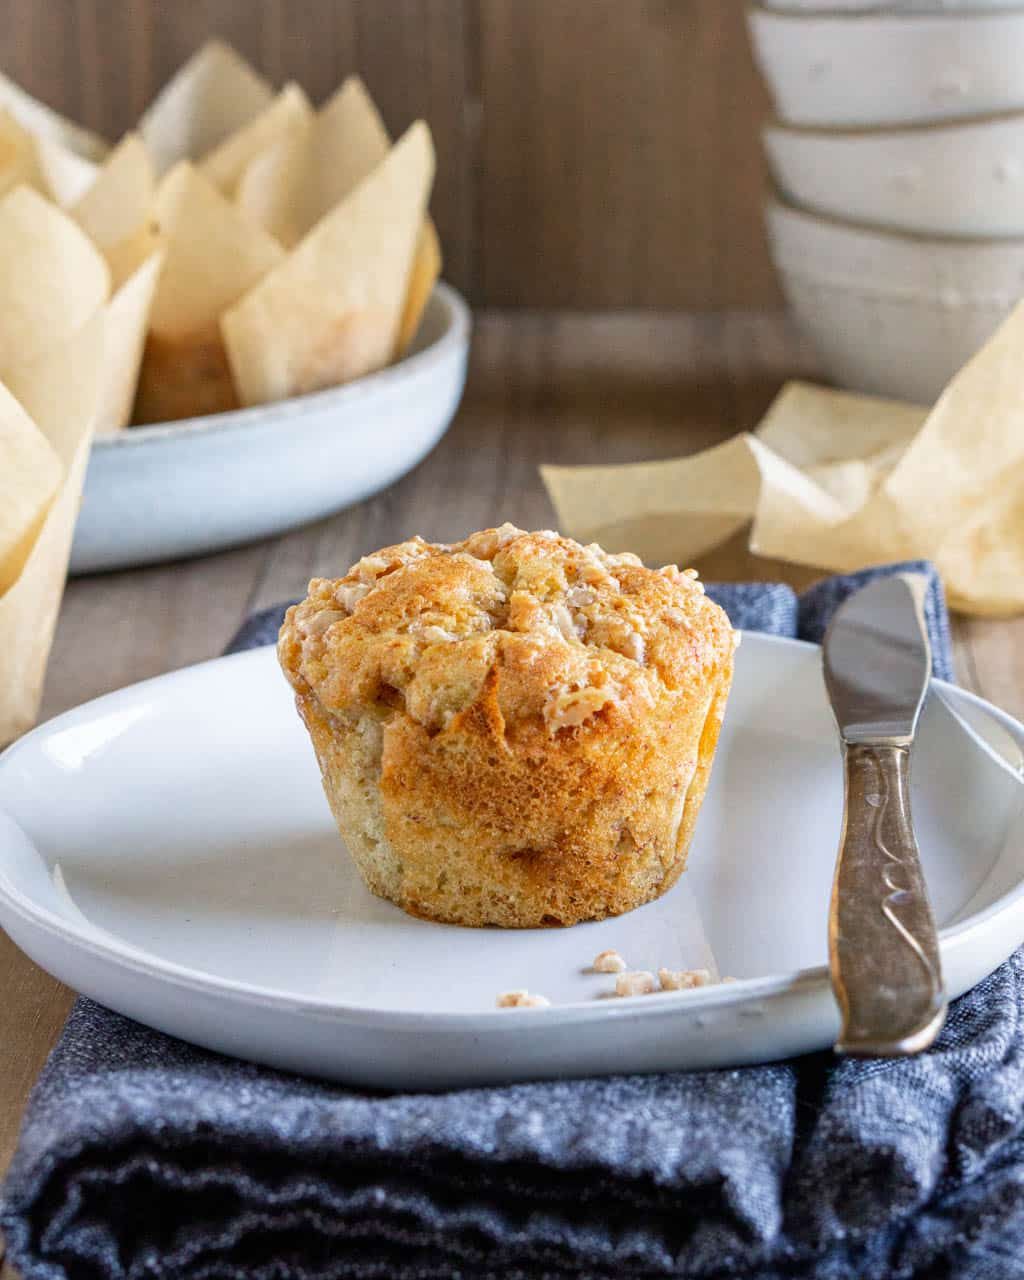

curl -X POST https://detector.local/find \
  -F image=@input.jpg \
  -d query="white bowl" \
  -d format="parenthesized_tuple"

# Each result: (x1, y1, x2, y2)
(748, 6, 1024, 126)
(70, 284, 471, 575)
(765, 111, 1024, 237)
(766, 199, 1024, 401)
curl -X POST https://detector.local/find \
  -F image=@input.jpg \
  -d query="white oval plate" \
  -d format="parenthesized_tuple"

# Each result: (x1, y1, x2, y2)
(0, 634, 1022, 1089)
(70, 283, 471, 575)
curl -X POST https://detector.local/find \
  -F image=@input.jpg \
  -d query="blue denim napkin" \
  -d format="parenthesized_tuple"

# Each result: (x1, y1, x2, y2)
(7, 561, 1021, 1280)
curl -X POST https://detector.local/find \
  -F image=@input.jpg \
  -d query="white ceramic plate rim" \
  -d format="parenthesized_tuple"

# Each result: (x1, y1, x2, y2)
(93, 282, 471, 451)
(2, 634, 1022, 1029)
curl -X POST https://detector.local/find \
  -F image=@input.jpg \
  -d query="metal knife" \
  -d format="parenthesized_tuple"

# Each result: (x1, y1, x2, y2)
(823, 573, 947, 1056)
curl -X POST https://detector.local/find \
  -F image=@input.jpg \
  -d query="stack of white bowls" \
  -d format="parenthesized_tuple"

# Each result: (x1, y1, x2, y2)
(748, 0, 1024, 402)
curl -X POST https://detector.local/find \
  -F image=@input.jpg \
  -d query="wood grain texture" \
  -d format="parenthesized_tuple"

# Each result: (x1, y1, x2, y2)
(0, 0, 475, 294)
(0, 0, 776, 307)
(0, 312, 1015, 1245)
(0, 932, 75, 1197)
(959, 614, 1024, 724)
(478, 0, 776, 307)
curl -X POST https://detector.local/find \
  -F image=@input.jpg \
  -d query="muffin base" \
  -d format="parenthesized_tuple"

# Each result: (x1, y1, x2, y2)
(296, 663, 731, 929)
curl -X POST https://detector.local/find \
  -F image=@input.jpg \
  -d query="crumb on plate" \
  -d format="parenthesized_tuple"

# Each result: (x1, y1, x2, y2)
(496, 989, 551, 1008)
(658, 967, 711, 992)
(592, 949, 627, 974)
(615, 970, 657, 997)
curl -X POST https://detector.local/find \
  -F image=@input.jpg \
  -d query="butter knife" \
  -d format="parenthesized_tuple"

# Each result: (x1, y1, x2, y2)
(823, 574, 947, 1056)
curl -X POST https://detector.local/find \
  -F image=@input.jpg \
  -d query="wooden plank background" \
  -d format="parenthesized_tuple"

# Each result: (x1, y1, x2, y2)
(0, 0, 777, 308)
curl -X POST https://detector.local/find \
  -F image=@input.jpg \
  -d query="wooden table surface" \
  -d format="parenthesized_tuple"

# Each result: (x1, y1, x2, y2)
(1, 310, 1021, 1271)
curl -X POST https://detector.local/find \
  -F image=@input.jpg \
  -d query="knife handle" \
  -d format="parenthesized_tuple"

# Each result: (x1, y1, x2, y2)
(830, 742, 947, 1056)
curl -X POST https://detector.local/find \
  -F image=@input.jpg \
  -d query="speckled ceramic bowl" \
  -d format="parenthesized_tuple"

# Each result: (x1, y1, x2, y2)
(71, 284, 471, 575)
(765, 110, 1024, 238)
(766, 198, 1024, 401)
(749, 6, 1024, 127)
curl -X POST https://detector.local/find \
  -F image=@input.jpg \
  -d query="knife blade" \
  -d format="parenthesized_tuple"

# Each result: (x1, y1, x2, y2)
(823, 573, 947, 1056)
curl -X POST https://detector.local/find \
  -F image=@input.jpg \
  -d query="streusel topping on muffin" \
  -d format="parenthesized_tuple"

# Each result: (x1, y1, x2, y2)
(282, 524, 732, 734)
(279, 525, 736, 928)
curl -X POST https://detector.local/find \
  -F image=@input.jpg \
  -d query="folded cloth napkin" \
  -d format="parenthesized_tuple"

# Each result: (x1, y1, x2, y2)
(6, 561, 1021, 1280)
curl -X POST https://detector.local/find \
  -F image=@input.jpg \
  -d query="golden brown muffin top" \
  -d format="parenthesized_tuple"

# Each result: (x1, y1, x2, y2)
(278, 524, 737, 735)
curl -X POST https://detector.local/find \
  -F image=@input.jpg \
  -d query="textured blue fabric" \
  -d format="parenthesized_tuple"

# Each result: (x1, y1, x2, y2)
(793, 561, 954, 685)
(5, 561, 1020, 1280)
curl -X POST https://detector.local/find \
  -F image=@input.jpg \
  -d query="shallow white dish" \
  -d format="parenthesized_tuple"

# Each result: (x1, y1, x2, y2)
(0, 634, 1022, 1089)
(766, 112, 1024, 238)
(70, 283, 470, 575)
(748, 6, 1024, 127)
(766, 199, 1024, 401)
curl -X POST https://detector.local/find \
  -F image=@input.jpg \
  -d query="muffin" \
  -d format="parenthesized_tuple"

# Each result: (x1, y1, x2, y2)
(278, 525, 737, 928)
